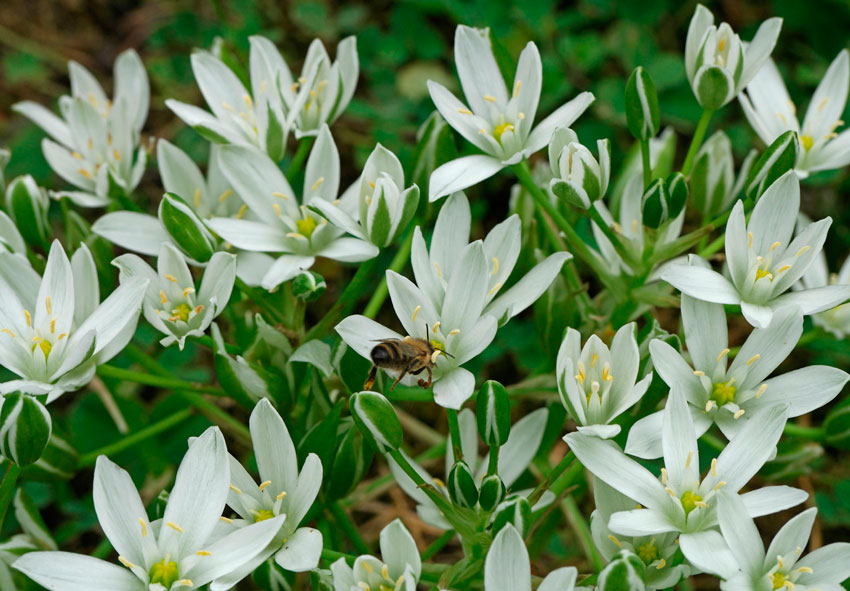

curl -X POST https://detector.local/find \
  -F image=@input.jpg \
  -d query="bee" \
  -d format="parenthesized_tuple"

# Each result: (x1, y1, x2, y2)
(364, 325, 452, 391)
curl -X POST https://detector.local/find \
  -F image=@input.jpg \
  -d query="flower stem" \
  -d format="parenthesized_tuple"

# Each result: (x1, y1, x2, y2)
(487, 444, 499, 476)
(97, 364, 225, 396)
(78, 408, 194, 467)
(387, 448, 455, 516)
(783, 422, 826, 441)
(363, 230, 414, 320)
(446, 408, 462, 463)
(562, 494, 605, 572)
(328, 500, 371, 555)
(286, 136, 314, 178)
(0, 461, 21, 530)
(681, 109, 713, 176)
(422, 529, 456, 561)
(527, 450, 576, 506)
(640, 137, 652, 189)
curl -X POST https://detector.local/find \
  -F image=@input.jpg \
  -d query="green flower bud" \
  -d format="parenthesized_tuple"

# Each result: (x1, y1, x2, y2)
(478, 474, 506, 511)
(598, 549, 647, 591)
(264, 102, 286, 162)
(158, 192, 217, 262)
(625, 67, 660, 140)
(491, 496, 532, 537)
(350, 391, 403, 452)
(5, 175, 49, 250)
(447, 460, 479, 508)
(358, 145, 420, 248)
(745, 130, 798, 201)
(641, 178, 668, 229)
(665, 172, 688, 220)
(476, 380, 511, 447)
(292, 270, 327, 302)
(690, 131, 735, 218)
(548, 127, 610, 209)
(0, 393, 52, 467)
(693, 66, 732, 111)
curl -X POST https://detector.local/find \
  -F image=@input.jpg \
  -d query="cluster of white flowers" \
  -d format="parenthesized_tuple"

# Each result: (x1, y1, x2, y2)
(1, 3, 850, 591)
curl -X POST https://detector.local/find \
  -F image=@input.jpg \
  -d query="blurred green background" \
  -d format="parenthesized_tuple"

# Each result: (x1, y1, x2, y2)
(2, 0, 850, 585)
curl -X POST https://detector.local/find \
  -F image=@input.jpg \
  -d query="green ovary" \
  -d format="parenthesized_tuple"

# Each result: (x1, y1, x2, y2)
(171, 303, 192, 322)
(254, 509, 275, 522)
(32, 339, 52, 359)
(711, 381, 736, 406)
(149, 559, 180, 588)
(296, 217, 318, 238)
(635, 541, 659, 565)
(680, 490, 703, 515)
(771, 571, 788, 590)
(492, 122, 514, 142)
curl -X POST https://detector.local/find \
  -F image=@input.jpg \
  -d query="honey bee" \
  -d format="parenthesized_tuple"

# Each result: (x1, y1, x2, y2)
(364, 325, 452, 391)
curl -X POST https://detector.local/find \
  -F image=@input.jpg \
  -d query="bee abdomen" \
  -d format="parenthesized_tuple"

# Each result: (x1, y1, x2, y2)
(370, 342, 409, 370)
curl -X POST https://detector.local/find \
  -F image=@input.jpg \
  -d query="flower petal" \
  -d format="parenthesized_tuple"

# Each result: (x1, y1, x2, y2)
(428, 155, 504, 202)
(274, 527, 323, 572)
(92, 212, 170, 256)
(661, 264, 741, 305)
(526, 92, 595, 154)
(432, 366, 475, 409)
(14, 552, 144, 591)
(484, 525, 531, 591)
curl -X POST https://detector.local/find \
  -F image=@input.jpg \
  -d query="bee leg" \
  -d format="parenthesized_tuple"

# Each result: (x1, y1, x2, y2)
(391, 360, 418, 391)
(417, 367, 433, 389)
(364, 365, 378, 390)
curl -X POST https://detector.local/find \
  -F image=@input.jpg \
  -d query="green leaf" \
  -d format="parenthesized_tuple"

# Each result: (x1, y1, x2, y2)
(158, 192, 216, 262)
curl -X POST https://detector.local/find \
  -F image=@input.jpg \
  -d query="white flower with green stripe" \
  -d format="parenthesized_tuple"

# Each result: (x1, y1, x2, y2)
(331, 520, 420, 591)
(427, 25, 594, 200)
(481, 524, 578, 591)
(336, 192, 569, 408)
(13, 50, 149, 208)
(799, 245, 850, 338)
(14, 427, 285, 591)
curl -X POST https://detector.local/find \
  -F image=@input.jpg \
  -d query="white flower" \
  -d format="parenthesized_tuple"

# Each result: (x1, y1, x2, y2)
(387, 407, 549, 529)
(0, 210, 25, 255)
(661, 172, 850, 328)
(13, 50, 149, 208)
(0, 241, 147, 401)
(547, 127, 610, 209)
(483, 525, 578, 591)
(112, 243, 236, 350)
(684, 4, 781, 110)
(565, 391, 806, 567)
(336, 192, 569, 408)
(681, 492, 850, 591)
(799, 248, 850, 338)
(13, 427, 285, 591)
(626, 297, 849, 458)
(557, 323, 652, 439)
(740, 50, 850, 176)
(331, 519, 420, 591)
(210, 399, 322, 589)
(427, 25, 594, 201)
(312, 143, 419, 248)
(590, 480, 692, 590)
(207, 125, 378, 290)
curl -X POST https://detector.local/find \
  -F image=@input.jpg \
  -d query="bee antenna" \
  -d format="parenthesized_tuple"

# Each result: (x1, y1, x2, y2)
(442, 350, 455, 359)
(424, 323, 429, 340)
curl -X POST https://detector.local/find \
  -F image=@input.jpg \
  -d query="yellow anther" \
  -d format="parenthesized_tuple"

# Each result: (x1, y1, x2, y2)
(72, 151, 83, 160)
(478, 128, 487, 134)
(517, 112, 525, 119)
(160, 290, 168, 304)
(432, 322, 440, 332)
(747, 354, 760, 366)
(608, 534, 622, 547)
(795, 246, 810, 257)
(457, 108, 473, 115)
(357, 583, 370, 591)
(291, 82, 300, 93)
(276, 490, 288, 501)
(193, 188, 201, 207)
(218, 189, 234, 202)
(45, 296, 52, 315)
(138, 518, 147, 537)
(50, 319, 55, 334)
(483, 94, 497, 102)
(665, 487, 676, 497)
(513, 81, 521, 97)
(259, 480, 272, 492)
(757, 384, 768, 398)
(777, 265, 792, 273)
(448, 329, 460, 336)
(57, 333, 67, 340)
(717, 37, 726, 52)
(272, 203, 282, 216)
(748, 232, 753, 248)
(705, 400, 715, 412)
(717, 348, 730, 362)
(220, 516, 233, 523)
(363, 562, 373, 574)
(434, 261, 443, 278)
(176, 579, 193, 587)
(193, 305, 204, 315)
(591, 354, 599, 368)
(711, 458, 717, 477)
(229, 484, 242, 495)
(660, 467, 668, 484)
(195, 550, 212, 556)
(694, 370, 706, 376)
(183, 287, 196, 298)
(492, 257, 499, 275)
(602, 365, 612, 382)
(656, 558, 666, 569)
(243, 94, 253, 108)
(166, 522, 183, 532)
(237, 204, 248, 219)
(411, 305, 421, 322)
(714, 480, 727, 490)
(0, 329, 15, 338)
(369, 181, 376, 189)
(118, 556, 136, 569)
(488, 282, 503, 295)
(796, 566, 813, 574)
(769, 241, 781, 252)
(113, 149, 122, 161)
(381, 564, 390, 579)
(222, 101, 234, 111)
(817, 97, 829, 111)
(733, 409, 746, 419)
(164, 274, 178, 283)
(311, 177, 325, 191)
(685, 451, 693, 468)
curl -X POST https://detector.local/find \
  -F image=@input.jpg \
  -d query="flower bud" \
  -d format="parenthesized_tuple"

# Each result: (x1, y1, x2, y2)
(350, 391, 403, 452)
(447, 460, 479, 509)
(476, 380, 511, 447)
(158, 192, 217, 263)
(690, 131, 735, 218)
(0, 392, 52, 467)
(548, 128, 610, 209)
(478, 474, 506, 511)
(665, 172, 688, 220)
(491, 496, 532, 537)
(625, 67, 660, 140)
(359, 145, 419, 247)
(5, 175, 49, 250)
(0, 147, 10, 193)
(25, 433, 77, 480)
(641, 178, 668, 229)
(745, 130, 798, 201)
(598, 549, 647, 591)
(292, 270, 327, 302)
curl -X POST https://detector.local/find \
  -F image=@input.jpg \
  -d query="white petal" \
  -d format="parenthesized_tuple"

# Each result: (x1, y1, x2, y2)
(730, 305, 802, 387)
(380, 519, 421, 581)
(318, 238, 378, 263)
(250, 398, 299, 494)
(715, 405, 788, 493)
(608, 508, 677, 536)
(12, 101, 73, 147)
(198, 252, 237, 313)
(454, 26, 508, 114)
(92, 212, 170, 256)
(717, 492, 765, 578)
(771, 285, 850, 315)
(484, 525, 531, 591)
(761, 366, 849, 417)
(739, 485, 807, 518)
(13, 552, 144, 591)
(526, 92, 595, 154)
(207, 218, 289, 252)
(739, 17, 783, 89)
(497, 408, 548, 487)
(335, 315, 402, 360)
(274, 527, 323, 572)
(681, 294, 728, 371)
(432, 367, 475, 409)
(678, 531, 740, 580)
(428, 155, 504, 202)
(661, 264, 741, 304)
(484, 252, 570, 322)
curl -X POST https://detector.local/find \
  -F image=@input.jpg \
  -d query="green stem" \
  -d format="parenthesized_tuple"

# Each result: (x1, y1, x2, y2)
(321, 548, 355, 564)
(328, 501, 371, 555)
(422, 529, 455, 561)
(387, 449, 455, 515)
(783, 423, 826, 441)
(0, 461, 21, 530)
(562, 494, 605, 572)
(586, 203, 640, 270)
(286, 137, 314, 178)
(640, 137, 652, 189)
(681, 109, 713, 176)
(512, 161, 615, 286)
(78, 408, 194, 467)
(123, 344, 251, 442)
(234, 278, 286, 325)
(446, 409, 462, 463)
(97, 365, 225, 396)
(487, 445, 499, 476)
(528, 450, 576, 506)
(363, 231, 413, 320)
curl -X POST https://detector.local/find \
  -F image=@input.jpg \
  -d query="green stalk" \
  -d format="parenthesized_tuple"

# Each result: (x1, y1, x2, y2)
(387, 449, 455, 516)
(97, 365, 225, 396)
(78, 408, 194, 467)
(422, 529, 456, 560)
(681, 109, 713, 176)
(487, 445, 499, 476)
(527, 450, 576, 506)
(286, 137, 314, 177)
(328, 501, 371, 555)
(640, 137, 652, 189)
(446, 408, 462, 463)
(0, 462, 21, 530)
(783, 423, 826, 441)
(363, 231, 413, 320)
(562, 495, 605, 572)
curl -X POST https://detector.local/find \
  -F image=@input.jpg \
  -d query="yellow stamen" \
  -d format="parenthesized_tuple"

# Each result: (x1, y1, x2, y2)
(591, 354, 599, 368)
(714, 480, 727, 491)
(748, 232, 753, 248)
(118, 556, 136, 569)
(276, 490, 288, 501)
(196, 551, 212, 556)
(608, 534, 622, 547)
(237, 204, 248, 219)
(113, 149, 122, 161)
(483, 94, 497, 102)
(140, 518, 148, 537)
(50, 319, 55, 334)
(448, 329, 460, 336)
(229, 484, 242, 495)
(795, 246, 810, 257)
(694, 370, 705, 376)
(685, 450, 693, 468)
(0, 329, 15, 338)
(513, 81, 521, 97)
(193, 188, 201, 207)
(457, 108, 473, 115)
(71, 151, 83, 160)
(363, 562, 373, 574)
(221, 101, 233, 111)
(747, 354, 760, 366)
(160, 290, 168, 304)
(711, 458, 717, 477)
(220, 516, 233, 523)
(492, 257, 499, 275)
(411, 305, 421, 322)
(817, 97, 829, 111)
(218, 189, 234, 202)
(434, 261, 443, 278)
(432, 322, 440, 332)
(733, 409, 745, 419)
(46, 296, 52, 315)
(259, 480, 272, 492)
(757, 384, 768, 398)
(769, 241, 781, 251)
(777, 265, 792, 273)
(717, 348, 730, 362)
(660, 467, 668, 484)
(488, 282, 503, 295)
(311, 177, 325, 191)
(272, 203, 282, 216)
(166, 522, 183, 532)
(164, 274, 178, 283)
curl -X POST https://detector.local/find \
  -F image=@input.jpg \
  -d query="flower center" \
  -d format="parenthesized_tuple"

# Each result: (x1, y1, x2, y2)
(170, 303, 192, 323)
(711, 380, 736, 405)
(32, 337, 52, 359)
(680, 490, 703, 515)
(254, 509, 275, 522)
(635, 541, 660, 565)
(771, 571, 788, 590)
(149, 559, 180, 588)
(492, 122, 515, 143)
(800, 135, 814, 151)
(296, 217, 318, 239)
